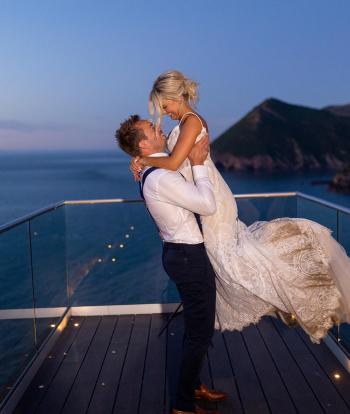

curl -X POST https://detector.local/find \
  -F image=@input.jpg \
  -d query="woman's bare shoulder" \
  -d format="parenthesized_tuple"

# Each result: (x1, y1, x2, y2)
(181, 112, 208, 132)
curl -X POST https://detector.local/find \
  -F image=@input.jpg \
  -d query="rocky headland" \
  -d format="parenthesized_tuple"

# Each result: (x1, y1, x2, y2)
(211, 98, 350, 193)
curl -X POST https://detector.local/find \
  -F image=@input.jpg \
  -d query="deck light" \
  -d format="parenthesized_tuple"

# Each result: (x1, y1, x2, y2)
(130, 226, 134, 230)
(74, 323, 79, 327)
(112, 258, 117, 262)
(38, 384, 45, 389)
(98, 258, 102, 263)
(50, 324, 56, 328)
(107, 244, 112, 248)
(125, 234, 130, 238)
(119, 244, 124, 248)
(334, 373, 341, 379)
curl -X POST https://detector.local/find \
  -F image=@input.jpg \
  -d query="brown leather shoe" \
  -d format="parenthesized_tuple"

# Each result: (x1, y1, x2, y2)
(194, 384, 228, 402)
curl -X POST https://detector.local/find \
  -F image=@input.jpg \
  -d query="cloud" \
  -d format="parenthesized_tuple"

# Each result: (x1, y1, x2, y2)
(0, 120, 75, 133)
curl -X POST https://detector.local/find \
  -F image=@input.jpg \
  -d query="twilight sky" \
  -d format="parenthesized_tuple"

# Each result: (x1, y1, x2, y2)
(1, 0, 349, 151)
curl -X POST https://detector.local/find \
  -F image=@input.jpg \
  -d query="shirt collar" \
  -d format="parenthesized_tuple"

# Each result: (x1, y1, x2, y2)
(140, 152, 168, 177)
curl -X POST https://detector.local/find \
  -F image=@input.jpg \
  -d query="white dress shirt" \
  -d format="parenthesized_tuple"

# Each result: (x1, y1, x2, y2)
(141, 153, 216, 244)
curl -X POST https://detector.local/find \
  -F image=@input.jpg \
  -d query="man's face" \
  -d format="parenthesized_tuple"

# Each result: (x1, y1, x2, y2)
(137, 120, 166, 155)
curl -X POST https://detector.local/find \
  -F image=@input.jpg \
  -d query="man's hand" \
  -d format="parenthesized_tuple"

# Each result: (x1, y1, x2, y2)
(129, 157, 144, 182)
(188, 134, 210, 166)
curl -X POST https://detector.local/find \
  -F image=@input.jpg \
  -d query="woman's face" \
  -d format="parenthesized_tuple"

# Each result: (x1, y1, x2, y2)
(161, 99, 182, 120)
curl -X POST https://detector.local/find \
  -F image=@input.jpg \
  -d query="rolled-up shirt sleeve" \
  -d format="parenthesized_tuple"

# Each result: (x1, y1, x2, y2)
(156, 166, 216, 216)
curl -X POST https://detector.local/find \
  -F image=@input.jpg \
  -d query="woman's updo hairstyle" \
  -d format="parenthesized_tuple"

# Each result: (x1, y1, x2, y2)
(149, 70, 199, 124)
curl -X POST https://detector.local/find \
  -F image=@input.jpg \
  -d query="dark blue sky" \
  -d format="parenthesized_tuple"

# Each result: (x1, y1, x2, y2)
(1, 0, 349, 150)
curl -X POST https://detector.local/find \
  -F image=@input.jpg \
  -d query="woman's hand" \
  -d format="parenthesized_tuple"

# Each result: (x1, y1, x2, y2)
(188, 134, 210, 166)
(129, 156, 145, 181)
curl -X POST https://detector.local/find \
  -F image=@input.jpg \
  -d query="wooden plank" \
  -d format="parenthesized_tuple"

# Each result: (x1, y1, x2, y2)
(272, 317, 350, 414)
(208, 331, 243, 414)
(138, 313, 168, 414)
(61, 316, 117, 414)
(112, 314, 151, 414)
(86, 315, 134, 414)
(242, 324, 296, 414)
(35, 316, 101, 414)
(257, 317, 323, 413)
(17, 312, 350, 414)
(223, 329, 270, 414)
(297, 326, 350, 408)
(13, 316, 85, 414)
(164, 314, 184, 414)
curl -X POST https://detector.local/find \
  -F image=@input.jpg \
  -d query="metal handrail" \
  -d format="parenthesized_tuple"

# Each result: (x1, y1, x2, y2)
(0, 201, 65, 234)
(64, 198, 141, 205)
(295, 191, 350, 215)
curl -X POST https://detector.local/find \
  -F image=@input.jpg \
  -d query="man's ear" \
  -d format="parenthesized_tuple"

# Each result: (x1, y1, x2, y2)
(138, 138, 150, 155)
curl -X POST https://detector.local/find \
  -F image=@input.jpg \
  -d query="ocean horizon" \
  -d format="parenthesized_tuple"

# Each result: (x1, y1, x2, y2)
(0, 149, 349, 227)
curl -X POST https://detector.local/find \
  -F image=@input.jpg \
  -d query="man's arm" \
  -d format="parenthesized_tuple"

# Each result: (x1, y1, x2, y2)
(156, 135, 217, 216)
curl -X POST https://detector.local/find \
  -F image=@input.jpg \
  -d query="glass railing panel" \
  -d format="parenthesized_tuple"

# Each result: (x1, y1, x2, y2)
(334, 325, 350, 357)
(296, 196, 338, 238)
(330, 211, 350, 355)
(65, 202, 179, 306)
(30, 206, 68, 348)
(0, 223, 35, 403)
(338, 211, 350, 255)
(236, 195, 297, 225)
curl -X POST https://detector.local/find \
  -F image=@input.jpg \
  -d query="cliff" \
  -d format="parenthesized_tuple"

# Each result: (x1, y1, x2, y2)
(211, 98, 350, 172)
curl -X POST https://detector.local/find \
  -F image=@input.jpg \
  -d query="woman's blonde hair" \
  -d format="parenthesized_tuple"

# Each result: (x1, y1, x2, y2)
(149, 70, 199, 124)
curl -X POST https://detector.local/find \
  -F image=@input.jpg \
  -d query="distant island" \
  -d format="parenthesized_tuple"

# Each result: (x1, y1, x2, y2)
(211, 98, 350, 193)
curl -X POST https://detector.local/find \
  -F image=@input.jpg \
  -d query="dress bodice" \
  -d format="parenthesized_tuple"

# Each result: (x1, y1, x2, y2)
(167, 123, 207, 151)
(167, 114, 210, 178)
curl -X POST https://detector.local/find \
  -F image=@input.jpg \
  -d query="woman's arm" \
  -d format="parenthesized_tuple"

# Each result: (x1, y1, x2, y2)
(143, 115, 203, 171)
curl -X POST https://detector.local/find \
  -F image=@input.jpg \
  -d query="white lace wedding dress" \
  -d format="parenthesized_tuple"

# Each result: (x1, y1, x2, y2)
(167, 112, 350, 343)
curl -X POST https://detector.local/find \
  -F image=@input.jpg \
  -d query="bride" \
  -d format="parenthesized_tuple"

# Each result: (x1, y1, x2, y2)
(132, 70, 350, 343)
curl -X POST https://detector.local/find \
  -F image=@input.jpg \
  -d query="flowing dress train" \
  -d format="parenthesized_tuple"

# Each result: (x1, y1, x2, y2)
(167, 113, 350, 343)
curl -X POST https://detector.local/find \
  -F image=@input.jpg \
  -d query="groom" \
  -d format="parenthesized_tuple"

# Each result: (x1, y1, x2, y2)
(116, 115, 227, 414)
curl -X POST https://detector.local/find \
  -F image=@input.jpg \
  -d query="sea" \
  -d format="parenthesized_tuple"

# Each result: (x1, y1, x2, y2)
(1, 150, 350, 225)
(0, 150, 350, 400)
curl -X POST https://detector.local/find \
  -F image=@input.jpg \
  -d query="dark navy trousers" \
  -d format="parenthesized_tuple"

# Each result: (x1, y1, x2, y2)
(162, 241, 216, 412)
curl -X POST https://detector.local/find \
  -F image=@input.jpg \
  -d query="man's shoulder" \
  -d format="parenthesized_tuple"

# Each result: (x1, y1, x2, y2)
(142, 167, 179, 181)
(142, 168, 181, 193)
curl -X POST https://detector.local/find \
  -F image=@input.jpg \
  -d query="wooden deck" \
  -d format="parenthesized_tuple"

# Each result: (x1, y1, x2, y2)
(13, 313, 350, 414)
